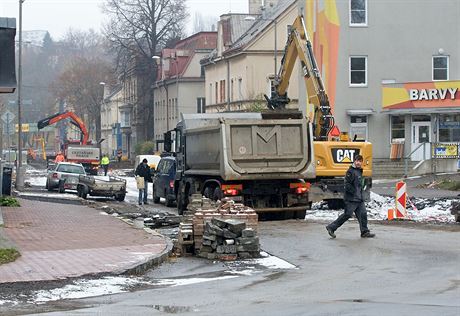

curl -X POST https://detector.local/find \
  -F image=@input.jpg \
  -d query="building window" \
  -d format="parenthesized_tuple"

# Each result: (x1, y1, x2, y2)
(220, 80, 226, 103)
(215, 82, 218, 104)
(350, 0, 367, 26)
(439, 114, 460, 142)
(350, 56, 367, 86)
(349, 115, 368, 141)
(390, 116, 405, 140)
(121, 112, 130, 127)
(197, 97, 206, 113)
(268, 75, 276, 97)
(432, 56, 449, 81)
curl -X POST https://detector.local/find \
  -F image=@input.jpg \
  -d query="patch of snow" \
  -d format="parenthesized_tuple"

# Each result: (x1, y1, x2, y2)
(17, 191, 79, 200)
(33, 277, 143, 303)
(0, 300, 18, 306)
(304, 191, 456, 223)
(99, 212, 109, 216)
(155, 276, 238, 287)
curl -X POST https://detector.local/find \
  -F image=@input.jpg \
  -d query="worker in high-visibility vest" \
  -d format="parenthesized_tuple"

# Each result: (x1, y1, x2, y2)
(101, 154, 110, 176)
(55, 152, 65, 163)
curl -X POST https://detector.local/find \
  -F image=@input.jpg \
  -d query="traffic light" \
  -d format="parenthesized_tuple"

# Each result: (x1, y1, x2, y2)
(0, 18, 17, 93)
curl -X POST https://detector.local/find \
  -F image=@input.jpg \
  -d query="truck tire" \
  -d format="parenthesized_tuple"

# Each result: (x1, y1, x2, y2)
(455, 213, 460, 222)
(203, 186, 212, 199)
(213, 187, 223, 202)
(58, 181, 65, 193)
(153, 187, 160, 203)
(80, 186, 88, 199)
(115, 194, 125, 202)
(177, 183, 188, 215)
(165, 194, 174, 207)
(46, 180, 53, 191)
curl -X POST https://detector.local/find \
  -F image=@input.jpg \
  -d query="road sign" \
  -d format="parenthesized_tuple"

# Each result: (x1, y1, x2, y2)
(1, 110, 15, 124)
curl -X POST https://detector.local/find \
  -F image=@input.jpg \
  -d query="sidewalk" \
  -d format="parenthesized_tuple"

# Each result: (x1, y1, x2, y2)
(0, 198, 171, 284)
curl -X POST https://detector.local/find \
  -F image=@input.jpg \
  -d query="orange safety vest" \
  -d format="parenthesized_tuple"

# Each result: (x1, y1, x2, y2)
(55, 154, 65, 163)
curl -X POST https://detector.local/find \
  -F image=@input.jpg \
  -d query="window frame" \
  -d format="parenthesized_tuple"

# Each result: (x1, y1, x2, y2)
(432, 55, 449, 81)
(349, 0, 368, 27)
(349, 56, 368, 87)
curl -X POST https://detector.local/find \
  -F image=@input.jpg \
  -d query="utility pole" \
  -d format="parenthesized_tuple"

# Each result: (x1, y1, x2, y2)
(16, 0, 25, 189)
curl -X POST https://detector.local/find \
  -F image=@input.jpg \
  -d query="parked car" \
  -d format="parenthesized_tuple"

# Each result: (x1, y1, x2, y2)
(46, 162, 86, 193)
(133, 154, 162, 181)
(152, 156, 176, 207)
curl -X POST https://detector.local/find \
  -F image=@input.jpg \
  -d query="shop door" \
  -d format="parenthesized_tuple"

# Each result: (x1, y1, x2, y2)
(411, 122, 431, 161)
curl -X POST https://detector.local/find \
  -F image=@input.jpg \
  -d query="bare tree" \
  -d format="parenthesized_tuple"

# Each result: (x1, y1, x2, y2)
(51, 56, 113, 142)
(192, 12, 217, 34)
(103, 0, 188, 140)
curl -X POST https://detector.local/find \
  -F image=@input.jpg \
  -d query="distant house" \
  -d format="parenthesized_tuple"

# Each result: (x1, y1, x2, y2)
(201, 0, 298, 112)
(153, 32, 217, 149)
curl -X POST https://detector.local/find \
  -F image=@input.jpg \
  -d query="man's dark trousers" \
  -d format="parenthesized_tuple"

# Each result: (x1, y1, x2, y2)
(328, 201, 369, 234)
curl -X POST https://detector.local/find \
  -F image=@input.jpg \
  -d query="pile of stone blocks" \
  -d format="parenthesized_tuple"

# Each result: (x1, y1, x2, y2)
(197, 218, 260, 260)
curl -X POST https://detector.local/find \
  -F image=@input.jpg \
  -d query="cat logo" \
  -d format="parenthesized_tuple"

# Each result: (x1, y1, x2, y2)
(332, 148, 360, 163)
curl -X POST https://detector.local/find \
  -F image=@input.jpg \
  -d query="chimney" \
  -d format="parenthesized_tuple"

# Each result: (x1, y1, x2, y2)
(248, 0, 263, 15)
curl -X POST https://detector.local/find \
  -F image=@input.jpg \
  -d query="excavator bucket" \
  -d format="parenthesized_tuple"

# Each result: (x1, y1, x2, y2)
(0, 18, 17, 93)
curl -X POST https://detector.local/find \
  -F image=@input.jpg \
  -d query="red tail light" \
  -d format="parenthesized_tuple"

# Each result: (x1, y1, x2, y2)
(296, 187, 308, 194)
(222, 184, 242, 196)
(290, 182, 310, 195)
(169, 180, 174, 188)
(52, 173, 59, 179)
(224, 189, 238, 196)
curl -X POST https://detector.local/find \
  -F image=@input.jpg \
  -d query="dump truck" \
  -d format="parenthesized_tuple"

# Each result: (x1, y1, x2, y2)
(166, 111, 315, 218)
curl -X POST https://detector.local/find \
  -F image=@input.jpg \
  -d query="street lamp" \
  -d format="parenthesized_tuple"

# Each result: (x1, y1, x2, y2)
(16, 0, 25, 190)
(245, 15, 278, 79)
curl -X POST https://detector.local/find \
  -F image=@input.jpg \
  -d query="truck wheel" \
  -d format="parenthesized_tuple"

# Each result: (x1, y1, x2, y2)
(213, 187, 223, 202)
(177, 183, 189, 215)
(153, 187, 160, 203)
(203, 186, 212, 199)
(115, 194, 125, 202)
(80, 186, 88, 199)
(58, 181, 65, 193)
(165, 195, 174, 207)
(455, 213, 460, 222)
(46, 180, 53, 191)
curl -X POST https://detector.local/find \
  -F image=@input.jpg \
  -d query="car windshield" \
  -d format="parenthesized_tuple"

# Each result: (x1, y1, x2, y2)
(57, 164, 85, 175)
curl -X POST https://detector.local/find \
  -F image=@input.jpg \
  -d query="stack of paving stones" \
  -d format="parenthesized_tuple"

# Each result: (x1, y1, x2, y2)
(182, 196, 259, 261)
(197, 218, 260, 260)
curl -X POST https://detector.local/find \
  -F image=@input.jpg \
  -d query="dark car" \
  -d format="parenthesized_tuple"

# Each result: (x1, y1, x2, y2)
(152, 156, 176, 207)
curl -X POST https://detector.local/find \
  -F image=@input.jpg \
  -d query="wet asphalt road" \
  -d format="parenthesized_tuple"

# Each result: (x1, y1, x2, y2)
(17, 220, 460, 316)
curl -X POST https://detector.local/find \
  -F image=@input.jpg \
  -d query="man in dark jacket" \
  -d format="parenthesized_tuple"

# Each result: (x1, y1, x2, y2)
(326, 155, 375, 238)
(135, 158, 151, 205)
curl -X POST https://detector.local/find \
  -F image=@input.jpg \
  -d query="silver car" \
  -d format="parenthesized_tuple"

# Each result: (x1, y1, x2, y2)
(46, 162, 86, 193)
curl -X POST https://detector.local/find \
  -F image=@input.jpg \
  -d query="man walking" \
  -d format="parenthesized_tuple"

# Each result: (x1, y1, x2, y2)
(326, 155, 375, 238)
(101, 154, 110, 176)
(135, 158, 151, 205)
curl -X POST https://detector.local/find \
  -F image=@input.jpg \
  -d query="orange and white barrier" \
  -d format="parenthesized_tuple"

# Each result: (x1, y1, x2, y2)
(388, 181, 408, 220)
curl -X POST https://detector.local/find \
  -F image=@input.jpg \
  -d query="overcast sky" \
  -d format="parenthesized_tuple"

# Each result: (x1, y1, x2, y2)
(0, 0, 248, 40)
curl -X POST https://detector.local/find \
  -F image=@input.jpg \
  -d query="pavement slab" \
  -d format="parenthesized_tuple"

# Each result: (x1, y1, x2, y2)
(0, 199, 169, 284)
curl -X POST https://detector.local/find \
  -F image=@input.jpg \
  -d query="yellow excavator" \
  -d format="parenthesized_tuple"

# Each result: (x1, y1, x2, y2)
(266, 15, 372, 208)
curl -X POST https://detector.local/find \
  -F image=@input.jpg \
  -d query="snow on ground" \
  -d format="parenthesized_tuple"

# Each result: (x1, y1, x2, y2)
(305, 191, 456, 223)
(30, 252, 295, 303)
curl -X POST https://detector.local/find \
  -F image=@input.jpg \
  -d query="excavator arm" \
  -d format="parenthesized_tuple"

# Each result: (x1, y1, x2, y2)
(266, 15, 334, 141)
(37, 111, 89, 145)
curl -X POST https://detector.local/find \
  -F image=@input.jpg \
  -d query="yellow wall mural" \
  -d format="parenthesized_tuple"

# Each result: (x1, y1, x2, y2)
(304, 0, 340, 113)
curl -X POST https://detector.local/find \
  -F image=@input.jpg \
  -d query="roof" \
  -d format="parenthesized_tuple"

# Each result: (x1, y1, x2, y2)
(224, 0, 296, 56)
